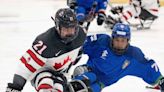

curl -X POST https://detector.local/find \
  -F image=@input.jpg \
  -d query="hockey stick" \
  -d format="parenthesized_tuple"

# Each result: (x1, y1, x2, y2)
(145, 86, 160, 90)
(130, 22, 151, 30)
(83, 1, 97, 30)
(132, 3, 144, 28)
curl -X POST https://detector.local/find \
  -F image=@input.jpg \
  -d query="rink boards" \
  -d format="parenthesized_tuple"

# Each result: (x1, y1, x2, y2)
(110, 0, 164, 6)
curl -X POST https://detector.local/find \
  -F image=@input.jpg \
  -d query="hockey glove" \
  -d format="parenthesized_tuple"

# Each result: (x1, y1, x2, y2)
(159, 77, 164, 92)
(68, 79, 92, 92)
(111, 6, 123, 14)
(69, 2, 77, 9)
(97, 12, 106, 25)
(72, 65, 92, 77)
(67, 0, 77, 9)
(6, 83, 22, 92)
(105, 15, 122, 29)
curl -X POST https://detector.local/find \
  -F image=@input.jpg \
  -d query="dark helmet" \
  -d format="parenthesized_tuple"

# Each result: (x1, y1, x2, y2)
(52, 8, 78, 44)
(111, 23, 131, 55)
(53, 8, 78, 30)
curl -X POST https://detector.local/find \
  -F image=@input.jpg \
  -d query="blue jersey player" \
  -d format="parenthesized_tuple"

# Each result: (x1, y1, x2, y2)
(68, 23, 164, 92)
(67, 0, 108, 30)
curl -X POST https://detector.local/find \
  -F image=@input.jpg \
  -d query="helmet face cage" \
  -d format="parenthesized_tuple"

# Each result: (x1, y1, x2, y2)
(53, 8, 78, 44)
(111, 23, 131, 55)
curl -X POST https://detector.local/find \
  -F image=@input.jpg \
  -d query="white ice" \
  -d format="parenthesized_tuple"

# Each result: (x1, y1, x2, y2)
(0, 0, 164, 92)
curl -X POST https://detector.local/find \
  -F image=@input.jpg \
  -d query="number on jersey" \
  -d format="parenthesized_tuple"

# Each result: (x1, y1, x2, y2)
(33, 41, 47, 54)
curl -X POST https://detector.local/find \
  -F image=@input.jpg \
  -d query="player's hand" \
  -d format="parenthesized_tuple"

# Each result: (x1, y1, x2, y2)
(111, 6, 123, 14)
(104, 15, 122, 29)
(97, 12, 106, 25)
(6, 83, 22, 92)
(159, 77, 164, 92)
(72, 65, 91, 77)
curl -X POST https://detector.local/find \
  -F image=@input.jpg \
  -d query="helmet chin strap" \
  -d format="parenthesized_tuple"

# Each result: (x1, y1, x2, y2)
(112, 46, 128, 55)
(110, 39, 129, 55)
(58, 27, 79, 44)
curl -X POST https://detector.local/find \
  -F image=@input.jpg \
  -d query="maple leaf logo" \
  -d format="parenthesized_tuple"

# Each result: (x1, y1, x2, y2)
(53, 56, 71, 70)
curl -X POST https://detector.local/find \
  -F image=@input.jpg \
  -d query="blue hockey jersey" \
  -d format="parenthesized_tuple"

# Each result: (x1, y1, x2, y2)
(75, 0, 108, 21)
(83, 34, 162, 86)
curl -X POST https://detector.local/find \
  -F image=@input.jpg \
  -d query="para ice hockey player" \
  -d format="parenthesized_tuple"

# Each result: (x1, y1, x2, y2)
(105, 0, 159, 29)
(67, 0, 108, 30)
(6, 8, 87, 92)
(70, 23, 164, 92)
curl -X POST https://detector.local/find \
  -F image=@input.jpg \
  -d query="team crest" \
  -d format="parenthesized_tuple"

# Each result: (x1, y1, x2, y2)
(122, 60, 130, 69)
(101, 50, 108, 60)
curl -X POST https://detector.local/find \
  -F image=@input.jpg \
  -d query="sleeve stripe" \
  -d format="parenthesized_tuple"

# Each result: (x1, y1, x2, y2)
(27, 49, 45, 67)
(20, 56, 36, 73)
(150, 9, 158, 12)
(123, 14, 128, 20)
(37, 84, 53, 91)
(127, 11, 133, 17)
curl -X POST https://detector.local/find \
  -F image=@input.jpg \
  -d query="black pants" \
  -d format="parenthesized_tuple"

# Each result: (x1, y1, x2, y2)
(139, 8, 158, 21)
